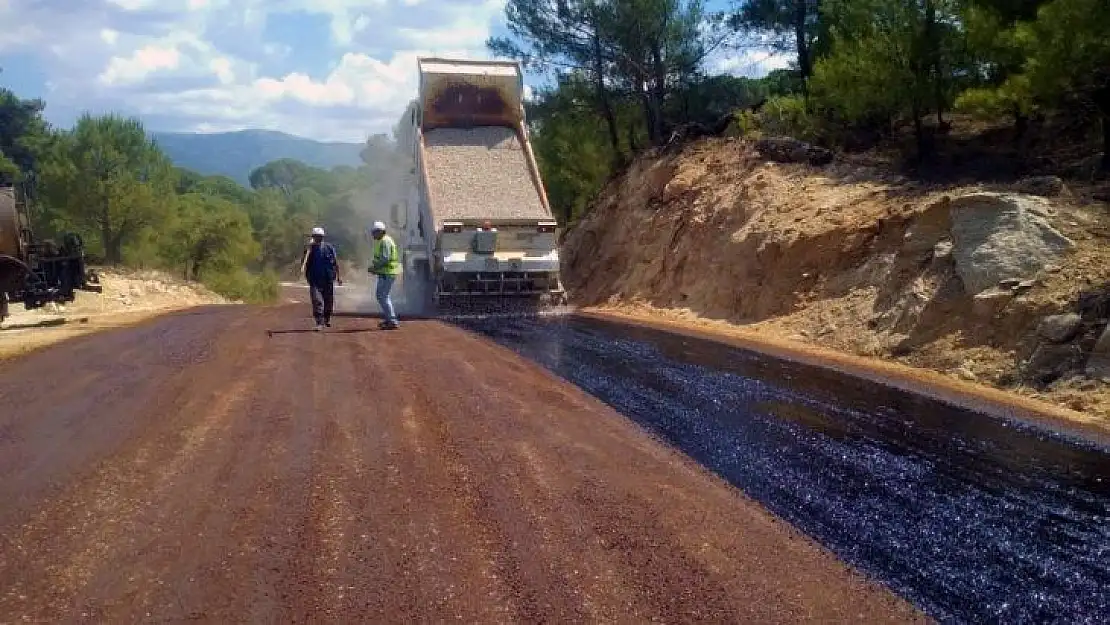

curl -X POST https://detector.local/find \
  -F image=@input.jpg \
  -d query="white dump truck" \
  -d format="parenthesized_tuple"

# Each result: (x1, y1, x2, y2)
(400, 57, 566, 310)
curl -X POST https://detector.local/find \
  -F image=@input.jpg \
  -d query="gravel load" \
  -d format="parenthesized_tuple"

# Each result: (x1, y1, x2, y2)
(423, 126, 552, 226)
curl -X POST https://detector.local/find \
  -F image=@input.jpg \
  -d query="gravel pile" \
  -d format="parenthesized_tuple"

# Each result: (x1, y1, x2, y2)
(423, 126, 551, 226)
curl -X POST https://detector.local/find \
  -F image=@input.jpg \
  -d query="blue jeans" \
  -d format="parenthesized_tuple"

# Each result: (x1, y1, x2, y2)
(376, 274, 398, 325)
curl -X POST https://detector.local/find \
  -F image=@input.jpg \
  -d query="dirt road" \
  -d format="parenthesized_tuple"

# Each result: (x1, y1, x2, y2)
(0, 306, 922, 623)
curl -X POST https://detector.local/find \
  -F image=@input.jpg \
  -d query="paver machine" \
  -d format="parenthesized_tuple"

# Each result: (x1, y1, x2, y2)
(0, 183, 101, 323)
(399, 57, 567, 316)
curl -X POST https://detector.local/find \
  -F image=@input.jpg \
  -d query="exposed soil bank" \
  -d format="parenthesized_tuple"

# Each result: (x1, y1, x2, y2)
(563, 137, 1110, 431)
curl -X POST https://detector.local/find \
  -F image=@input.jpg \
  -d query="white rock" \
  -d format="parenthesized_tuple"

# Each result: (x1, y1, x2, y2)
(948, 193, 1075, 294)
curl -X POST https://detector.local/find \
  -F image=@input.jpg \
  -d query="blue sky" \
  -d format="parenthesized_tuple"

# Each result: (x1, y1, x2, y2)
(0, 0, 787, 143)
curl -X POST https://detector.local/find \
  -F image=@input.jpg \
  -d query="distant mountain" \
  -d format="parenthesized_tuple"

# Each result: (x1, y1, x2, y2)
(152, 129, 364, 186)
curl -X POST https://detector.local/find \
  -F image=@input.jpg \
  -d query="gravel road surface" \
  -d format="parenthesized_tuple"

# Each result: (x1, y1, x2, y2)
(0, 305, 921, 623)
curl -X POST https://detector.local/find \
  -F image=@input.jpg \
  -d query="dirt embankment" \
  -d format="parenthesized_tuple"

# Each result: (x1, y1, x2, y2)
(0, 268, 230, 358)
(562, 137, 1110, 428)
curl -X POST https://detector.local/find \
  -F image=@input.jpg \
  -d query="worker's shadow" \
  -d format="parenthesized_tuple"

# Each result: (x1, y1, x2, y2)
(266, 327, 383, 337)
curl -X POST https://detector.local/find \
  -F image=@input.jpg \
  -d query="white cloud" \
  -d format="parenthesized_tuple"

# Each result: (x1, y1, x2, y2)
(710, 49, 793, 78)
(0, 0, 518, 141)
(99, 44, 182, 85)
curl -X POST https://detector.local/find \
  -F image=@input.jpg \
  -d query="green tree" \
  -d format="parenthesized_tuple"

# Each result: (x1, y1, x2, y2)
(176, 168, 255, 204)
(730, 0, 826, 82)
(603, 0, 717, 144)
(1013, 0, 1110, 169)
(811, 0, 963, 157)
(0, 88, 48, 183)
(490, 0, 625, 153)
(527, 75, 623, 223)
(248, 158, 337, 196)
(37, 114, 176, 263)
(163, 192, 260, 281)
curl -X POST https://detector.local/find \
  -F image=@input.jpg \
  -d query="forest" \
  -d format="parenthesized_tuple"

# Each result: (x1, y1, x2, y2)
(1, 0, 1107, 300)
(503, 0, 1110, 223)
(0, 97, 401, 302)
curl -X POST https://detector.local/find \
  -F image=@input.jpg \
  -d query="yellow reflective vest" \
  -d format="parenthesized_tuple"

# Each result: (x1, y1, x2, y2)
(371, 234, 401, 276)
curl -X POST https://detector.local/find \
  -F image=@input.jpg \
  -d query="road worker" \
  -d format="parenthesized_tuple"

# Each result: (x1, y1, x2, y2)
(368, 220, 401, 330)
(303, 226, 341, 331)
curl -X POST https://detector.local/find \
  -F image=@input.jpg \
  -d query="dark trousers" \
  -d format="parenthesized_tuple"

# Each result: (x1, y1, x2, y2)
(309, 281, 334, 323)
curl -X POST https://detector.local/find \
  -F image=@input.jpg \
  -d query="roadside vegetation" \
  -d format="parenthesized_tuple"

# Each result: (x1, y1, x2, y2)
(496, 0, 1110, 423)
(498, 0, 1109, 225)
(3, 0, 1107, 305)
(0, 89, 400, 303)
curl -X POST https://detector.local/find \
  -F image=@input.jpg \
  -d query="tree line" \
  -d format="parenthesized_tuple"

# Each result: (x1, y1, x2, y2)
(498, 0, 1110, 224)
(0, 89, 390, 302)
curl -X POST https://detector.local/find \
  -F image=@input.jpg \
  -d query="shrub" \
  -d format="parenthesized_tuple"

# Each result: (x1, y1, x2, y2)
(201, 268, 279, 304)
(759, 95, 820, 142)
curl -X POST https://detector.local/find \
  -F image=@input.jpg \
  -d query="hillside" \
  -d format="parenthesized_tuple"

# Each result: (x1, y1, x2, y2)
(152, 129, 363, 185)
(562, 136, 1110, 428)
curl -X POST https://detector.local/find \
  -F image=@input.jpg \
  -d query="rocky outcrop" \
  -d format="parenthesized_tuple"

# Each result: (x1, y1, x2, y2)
(1037, 313, 1083, 343)
(755, 137, 834, 166)
(1015, 176, 1066, 198)
(563, 136, 1110, 416)
(947, 193, 1075, 294)
(1087, 326, 1110, 381)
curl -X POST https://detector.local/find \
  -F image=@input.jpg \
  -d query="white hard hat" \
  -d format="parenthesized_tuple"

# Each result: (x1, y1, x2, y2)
(311, 226, 326, 236)
(371, 221, 386, 232)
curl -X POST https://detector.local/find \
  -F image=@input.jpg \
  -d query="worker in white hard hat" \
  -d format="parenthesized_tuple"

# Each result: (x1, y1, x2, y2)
(367, 220, 401, 330)
(303, 226, 341, 331)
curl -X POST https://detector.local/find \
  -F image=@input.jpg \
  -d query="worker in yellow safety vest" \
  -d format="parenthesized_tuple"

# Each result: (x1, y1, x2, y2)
(368, 220, 401, 329)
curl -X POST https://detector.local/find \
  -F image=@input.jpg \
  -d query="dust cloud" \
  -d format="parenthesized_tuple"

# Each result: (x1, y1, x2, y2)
(326, 100, 433, 317)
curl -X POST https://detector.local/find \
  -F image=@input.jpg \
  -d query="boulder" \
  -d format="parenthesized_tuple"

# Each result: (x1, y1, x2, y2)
(1015, 176, 1066, 197)
(948, 193, 1075, 294)
(1024, 343, 1082, 385)
(933, 240, 953, 259)
(1037, 313, 1082, 343)
(1086, 325, 1110, 380)
(1077, 285, 1110, 321)
(972, 287, 1013, 318)
(755, 137, 834, 166)
(1094, 324, 1110, 354)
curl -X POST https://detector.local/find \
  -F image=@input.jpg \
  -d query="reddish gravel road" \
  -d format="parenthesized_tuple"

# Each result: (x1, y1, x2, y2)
(0, 305, 924, 623)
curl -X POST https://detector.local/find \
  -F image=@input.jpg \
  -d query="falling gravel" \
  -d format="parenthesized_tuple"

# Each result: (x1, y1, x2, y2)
(458, 314, 1110, 624)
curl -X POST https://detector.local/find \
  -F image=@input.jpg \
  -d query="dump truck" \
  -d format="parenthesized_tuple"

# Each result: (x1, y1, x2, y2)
(0, 183, 100, 322)
(401, 57, 566, 311)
